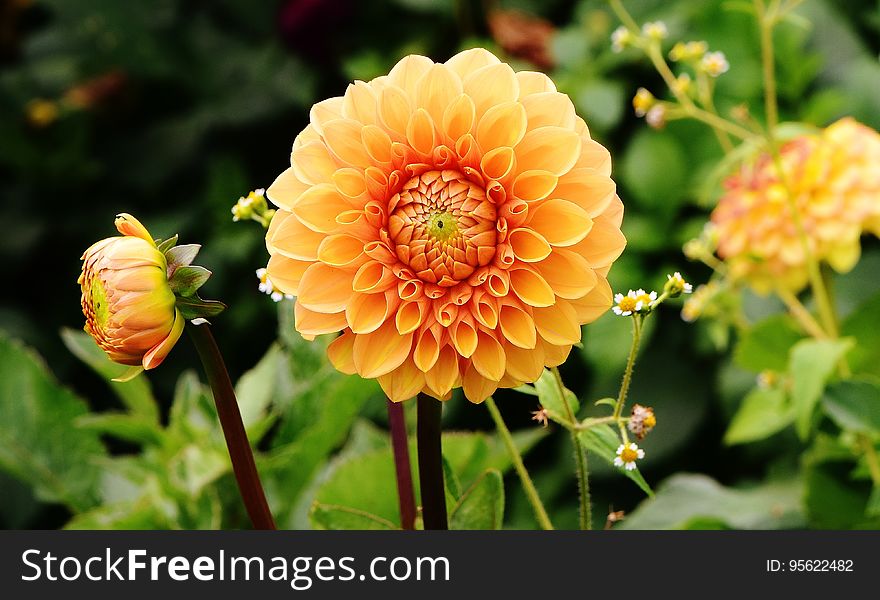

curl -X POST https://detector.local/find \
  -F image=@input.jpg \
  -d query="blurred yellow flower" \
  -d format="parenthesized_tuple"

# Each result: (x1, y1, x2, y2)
(711, 118, 880, 293)
(265, 48, 625, 402)
(79, 214, 184, 370)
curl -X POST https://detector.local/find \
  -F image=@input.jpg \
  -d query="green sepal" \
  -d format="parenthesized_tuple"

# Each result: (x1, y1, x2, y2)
(155, 235, 179, 253)
(176, 293, 226, 320)
(169, 265, 212, 297)
(111, 366, 144, 383)
(165, 244, 201, 272)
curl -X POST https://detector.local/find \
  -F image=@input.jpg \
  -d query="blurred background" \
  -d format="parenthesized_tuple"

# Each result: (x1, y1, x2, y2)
(2, 0, 879, 529)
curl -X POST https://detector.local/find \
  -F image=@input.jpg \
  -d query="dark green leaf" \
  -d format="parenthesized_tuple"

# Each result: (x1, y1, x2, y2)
(790, 338, 853, 438)
(577, 424, 653, 496)
(822, 379, 880, 434)
(724, 387, 793, 445)
(841, 292, 880, 377)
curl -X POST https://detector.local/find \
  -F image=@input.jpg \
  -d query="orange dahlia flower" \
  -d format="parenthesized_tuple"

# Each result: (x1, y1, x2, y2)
(265, 49, 625, 402)
(711, 117, 880, 293)
(79, 214, 184, 369)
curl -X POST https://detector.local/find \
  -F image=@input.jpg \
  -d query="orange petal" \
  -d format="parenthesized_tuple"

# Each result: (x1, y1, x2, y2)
(114, 213, 154, 243)
(515, 70, 556, 97)
(332, 168, 369, 203)
(377, 85, 413, 137)
(533, 299, 581, 345)
(499, 303, 537, 349)
(295, 303, 348, 336)
(266, 253, 311, 295)
(395, 299, 428, 334)
(413, 327, 441, 372)
(504, 342, 545, 383)
(471, 331, 505, 381)
(554, 167, 616, 218)
(378, 358, 425, 402)
(361, 125, 394, 166)
(142, 308, 184, 370)
(271, 213, 326, 260)
(342, 81, 378, 125)
(509, 227, 552, 262)
(543, 341, 572, 368)
(317, 234, 366, 268)
(309, 96, 344, 136)
(513, 170, 558, 202)
(463, 62, 519, 117)
(416, 63, 462, 127)
(327, 331, 357, 375)
(509, 267, 555, 307)
(535, 249, 597, 300)
(267, 167, 310, 210)
(528, 199, 593, 247)
(352, 261, 396, 293)
(462, 363, 498, 404)
(521, 92, 576, 130)
(514, 126, 580, 176)
(291, 184, 351, 233)
(441, 94, 476, 143)
(450, 316, 478, 358)
(292, 140, 338, 185)
(445, 48, 501, 79)
(476, 101, 527, 151)
(346, 290, 394, 334)
(406, 108, 436, 157)
(352, 319, 414, 378)
(572, 204, 626, 268)
(424, 344, 460, 399)
(480, 146, 516, 181)
(387, 54, 434, 97)
(568, 276, 612, 323)
(296, 263, 354, 313)
(321, 118, 372, 168)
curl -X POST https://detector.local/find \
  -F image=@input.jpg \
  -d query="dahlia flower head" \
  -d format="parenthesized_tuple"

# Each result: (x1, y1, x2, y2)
(79, 214, 184, 370)
(265, 48, 625, 403)
(711, 117, 880, 294)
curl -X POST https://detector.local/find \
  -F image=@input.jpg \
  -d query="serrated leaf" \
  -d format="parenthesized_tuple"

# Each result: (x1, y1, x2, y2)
(169, 265, 212, 297)
(577, 424, 653, 496)
(821, 379, 880, 434)
(60, 327, 158, 422)
(449, 469, 504, 530)
(790, 338, 853, 438)
(0, 333, 107, 511)
(724, 387, 794, 445)
(734, 315, 803, 373)
(165, 243, 201, 269)
(311, 503, 398, 530)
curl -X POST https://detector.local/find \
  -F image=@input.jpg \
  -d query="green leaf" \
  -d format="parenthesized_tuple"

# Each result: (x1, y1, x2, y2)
(534, 368, 579, 424)
(311, 447, 401, 526)
(804, 460, 877, 529)
(310, 503, 398, 530)
(234, 343, 282, 438)
(0, 333, 107, 511)
(168, 265, 212, 296)
(442, 455, 461, 501)
(577, 424, 653, 496)
(620, 130, 687, 219)
(724, 387, 794, 445)
(733, 315, 803, 373)
(822, 379, 880, 434)
(449, 469, 504, 530)
(60, 327, 158, 422)
(841, 292, 880, 377)
(155, 235, 179, 254)
(75, 413, 163, 446)
(790, 338, 853, 438)
(441, 429, 546, 492)
(175, 294, 226, 319)
(619, 474, 804, 530)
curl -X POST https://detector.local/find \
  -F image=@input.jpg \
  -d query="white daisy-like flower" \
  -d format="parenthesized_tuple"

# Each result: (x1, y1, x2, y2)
(614, 442, 645, 470)
(633, 288, 658, 312)
(257, 267, 291, 302)
(642, 21, 668, 41)
(612, 290, 641, 316)
(666, 271, 693, 296)
(700, 51, 729, 77)
(611, 25, 633, 53)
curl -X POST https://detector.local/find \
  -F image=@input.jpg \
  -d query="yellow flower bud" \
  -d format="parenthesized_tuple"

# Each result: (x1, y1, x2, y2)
(79, 214, 184, 370)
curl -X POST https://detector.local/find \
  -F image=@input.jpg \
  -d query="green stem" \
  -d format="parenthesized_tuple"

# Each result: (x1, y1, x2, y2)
(485, 396, 554, 530)
(416, 393, 447, 530)
(754, 0, 779, 131)
(552, 368, 591, 530)
(187, 320, 275, 530)
(387, 398, 417, 530)
(859, 434, 880, 487)
(613, 315, 643, 441)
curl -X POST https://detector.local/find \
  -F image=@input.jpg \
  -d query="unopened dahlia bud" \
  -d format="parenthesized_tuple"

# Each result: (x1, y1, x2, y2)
(79, 214, 184, 370)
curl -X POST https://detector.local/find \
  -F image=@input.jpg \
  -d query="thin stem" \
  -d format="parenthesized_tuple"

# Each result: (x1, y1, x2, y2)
(416, 393, 447, 530)
(613, 315, 643, 439)
(187, 320, 275, 530)
(776, 288, 828, 340)
(552, 367, 591, 530)
(754, 0, 779, 131)
(387, 398, 416, 530)
(485, 396, 554, 530)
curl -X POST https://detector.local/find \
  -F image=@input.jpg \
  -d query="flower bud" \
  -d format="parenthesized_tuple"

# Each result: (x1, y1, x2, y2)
(79, 214, 184, 370)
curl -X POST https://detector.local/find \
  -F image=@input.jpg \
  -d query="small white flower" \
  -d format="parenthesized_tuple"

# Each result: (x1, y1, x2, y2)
(270, 291, 284, 302)
(667, 271, 693, 294)
(612, 290, 640, 316)
(701, 51, 729, 77)
(611, 26, 633, 53)
(642, 21, 668, 41)
(614, 442, 645, 471)
(645, 104, 666, 129)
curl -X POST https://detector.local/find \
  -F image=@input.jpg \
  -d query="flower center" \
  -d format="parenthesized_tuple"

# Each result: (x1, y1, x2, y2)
(387, 170, 497, 287)
(620, 447, 639, 462)
(618, 297, 637, 312)
(90, 276, 110, 328)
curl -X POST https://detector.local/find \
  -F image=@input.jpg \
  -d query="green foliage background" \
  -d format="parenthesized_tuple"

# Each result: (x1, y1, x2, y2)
(1, 0, 879, 529)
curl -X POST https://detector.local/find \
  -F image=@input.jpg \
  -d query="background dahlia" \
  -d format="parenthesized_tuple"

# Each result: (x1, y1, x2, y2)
(711, 117, 880, 294)
(265, 48, 625, 402)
